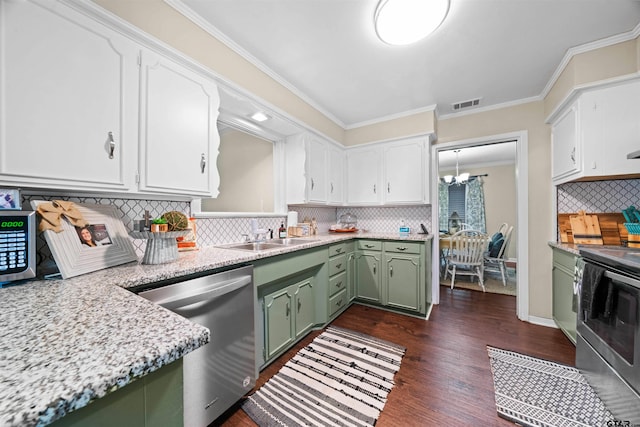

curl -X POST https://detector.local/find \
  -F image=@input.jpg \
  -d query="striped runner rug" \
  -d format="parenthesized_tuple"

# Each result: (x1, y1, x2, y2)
(241, 326, 406, 426)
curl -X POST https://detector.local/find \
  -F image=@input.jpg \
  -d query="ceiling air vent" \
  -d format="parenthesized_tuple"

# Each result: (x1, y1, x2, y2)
(452, 98, 481, 111)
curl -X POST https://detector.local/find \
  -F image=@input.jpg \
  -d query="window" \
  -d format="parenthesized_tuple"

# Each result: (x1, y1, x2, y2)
(448, 183, 466, 223)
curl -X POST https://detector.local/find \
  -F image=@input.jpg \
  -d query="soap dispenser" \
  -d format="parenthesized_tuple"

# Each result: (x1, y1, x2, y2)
(278, 222, 287, 238)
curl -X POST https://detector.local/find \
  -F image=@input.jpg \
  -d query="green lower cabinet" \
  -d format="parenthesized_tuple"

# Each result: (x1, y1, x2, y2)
(346, 251, 356, 302)
(264, 286, 295, 359)
(355, 251, 382, 303)
(385, 253, 421, 312)
(294, 279, 316, 336)
(354, 240, 427, 316)
(50, 359, 183, 427)
(552, 247, 578, 344)
(264, 277, 316, 361)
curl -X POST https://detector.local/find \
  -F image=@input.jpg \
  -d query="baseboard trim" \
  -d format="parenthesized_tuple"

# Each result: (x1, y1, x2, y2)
(528, 315, 558, 328)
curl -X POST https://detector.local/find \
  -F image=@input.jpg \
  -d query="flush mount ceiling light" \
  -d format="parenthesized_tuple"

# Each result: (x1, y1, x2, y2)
(250, 111, 270, 122)
(443, 149, 470, 185)
(374, 0, 450, 45)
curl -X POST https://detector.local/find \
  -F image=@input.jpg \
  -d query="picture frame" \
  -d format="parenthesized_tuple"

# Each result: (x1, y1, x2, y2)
(0, 188, 21, 210)
(30, 200, 138, 279)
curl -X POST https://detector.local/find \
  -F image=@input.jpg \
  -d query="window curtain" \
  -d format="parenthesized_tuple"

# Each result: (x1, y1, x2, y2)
(438, 181, 449, 232)
(465, 177, 486, 232)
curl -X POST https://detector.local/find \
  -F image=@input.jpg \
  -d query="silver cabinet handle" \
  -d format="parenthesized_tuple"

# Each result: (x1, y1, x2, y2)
(388, 182, 390, 193)
(335, 248, 343, 253)
(373, 184, 376, 194)
(336, 299, 343, 307)
(297, 299, 301, 313)
(311, 178, 315, 190)
(570, 147, 576, 164)
(200, 153, 206, 174)
(365, 244, 374, 248)
(286, 302, 290, 317)
(331, 182, 334, 193)
(336, 281, 343, 288)
(108, 132, 115, 159)
(396, 247, 407, 251)
(336, 263, 342, 269)
(390, 266, 393, 277)
(373, 265, 376, 274)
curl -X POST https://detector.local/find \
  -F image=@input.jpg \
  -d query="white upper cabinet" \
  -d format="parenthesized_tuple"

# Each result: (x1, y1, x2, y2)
(551, 104, 579, 181)
(383, 137, 428, 204)
(327, 145, 344, 204)
(347, 136, 430, 206)
(0, 0, 221, 198)
(0, 0, 138, 192)
(346, 145, 382, 205)
(551, 79, 640, 185)
(138, 50, 220, 197)
(306, 137, 328, 203)
(285, 133, 343, 205)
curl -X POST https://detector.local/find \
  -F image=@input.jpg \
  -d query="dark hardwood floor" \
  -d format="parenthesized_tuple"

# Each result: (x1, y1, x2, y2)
(215, 286, 576, 426)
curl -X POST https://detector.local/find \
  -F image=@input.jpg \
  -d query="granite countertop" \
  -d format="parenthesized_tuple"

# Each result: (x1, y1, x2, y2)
(0, 231, 432, 427)
(548, 241, 580, 255)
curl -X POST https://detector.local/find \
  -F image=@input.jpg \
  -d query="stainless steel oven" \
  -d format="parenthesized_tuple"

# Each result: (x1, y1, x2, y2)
(577, 247, 640, 424)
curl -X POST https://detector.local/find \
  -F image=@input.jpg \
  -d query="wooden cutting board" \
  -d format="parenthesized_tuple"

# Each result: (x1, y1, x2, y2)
(558, 212, 627, 245)
(570, 210, 603, 244)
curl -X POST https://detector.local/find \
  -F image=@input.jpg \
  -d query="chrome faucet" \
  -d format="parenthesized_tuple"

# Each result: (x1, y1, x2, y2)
(248, 219, 268, 242)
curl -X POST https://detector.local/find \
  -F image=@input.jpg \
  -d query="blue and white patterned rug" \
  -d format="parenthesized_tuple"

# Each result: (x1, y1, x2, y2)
(242, 326, 406, 426)
(487, 346, 614, 427)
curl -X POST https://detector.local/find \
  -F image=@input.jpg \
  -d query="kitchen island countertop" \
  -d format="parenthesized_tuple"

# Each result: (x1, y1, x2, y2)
(0, 232, 432, 427)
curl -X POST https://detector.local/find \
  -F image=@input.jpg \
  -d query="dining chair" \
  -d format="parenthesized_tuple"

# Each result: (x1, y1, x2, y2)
(444, 229, 491, 292)
(484, 225, 514, 286)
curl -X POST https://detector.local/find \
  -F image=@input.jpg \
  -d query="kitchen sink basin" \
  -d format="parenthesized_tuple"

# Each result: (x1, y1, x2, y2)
(218, 242, 285, 252)
(216, 238, 320, 252)
(270, 238, 320, 245)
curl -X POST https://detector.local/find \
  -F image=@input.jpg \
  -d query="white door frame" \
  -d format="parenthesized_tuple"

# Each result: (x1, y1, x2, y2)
(430, 130, 529, 321)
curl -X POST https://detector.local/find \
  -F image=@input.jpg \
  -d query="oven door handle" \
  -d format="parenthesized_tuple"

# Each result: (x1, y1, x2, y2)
(604, 269, 640, 289)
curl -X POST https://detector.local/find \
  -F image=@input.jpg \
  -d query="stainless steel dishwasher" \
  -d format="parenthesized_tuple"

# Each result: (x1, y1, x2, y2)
(138, 265, 255, 427)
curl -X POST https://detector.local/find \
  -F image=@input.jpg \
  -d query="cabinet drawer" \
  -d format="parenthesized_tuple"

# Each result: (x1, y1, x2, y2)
(329, 271, 347, 297)
(329, 243, 347, 257)
(357, 240, 382, 251)
(329, 288, 348, 317)
(383, 241, 421, 254)
(329, 254, 347, 276)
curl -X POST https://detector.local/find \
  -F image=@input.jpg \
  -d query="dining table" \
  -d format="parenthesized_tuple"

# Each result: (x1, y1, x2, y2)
(439, 233, 453, 276)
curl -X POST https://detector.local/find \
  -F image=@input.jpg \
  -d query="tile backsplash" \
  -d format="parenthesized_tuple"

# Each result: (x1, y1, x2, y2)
(557, 179, 640, 213)
(21, 193, 190, 269)
(20, 190, 432, 274)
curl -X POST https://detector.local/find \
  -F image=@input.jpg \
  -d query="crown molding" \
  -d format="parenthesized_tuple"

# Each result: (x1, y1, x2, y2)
(541, 21, 640, 100)
(344, 104, 438, 129)
(164, 0, 347, 128)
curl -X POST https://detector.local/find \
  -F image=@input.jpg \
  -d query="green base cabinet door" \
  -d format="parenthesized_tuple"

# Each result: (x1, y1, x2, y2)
(264, 277, 316, 361)
(385, 253, 421, 312)
(552, 247, 578, 344)
(294, 279, 315, 338)
(50, 360, 183, 427)
(355, 251, 381, 303)
(264, 287, 295, 360)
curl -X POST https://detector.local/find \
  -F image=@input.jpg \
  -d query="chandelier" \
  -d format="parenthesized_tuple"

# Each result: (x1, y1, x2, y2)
(374, 0, 450, 46)
(443, 150, 470, 185)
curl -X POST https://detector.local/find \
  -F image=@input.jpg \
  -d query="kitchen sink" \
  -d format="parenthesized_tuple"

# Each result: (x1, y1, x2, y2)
(218, 242, 285, 252)
(216, 238, 320, 252)
(269, 238, 320, 245)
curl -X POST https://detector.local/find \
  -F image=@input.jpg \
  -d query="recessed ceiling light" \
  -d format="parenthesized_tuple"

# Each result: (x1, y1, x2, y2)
(374, 0, 450, 46)
(250, 111, 270, 122)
